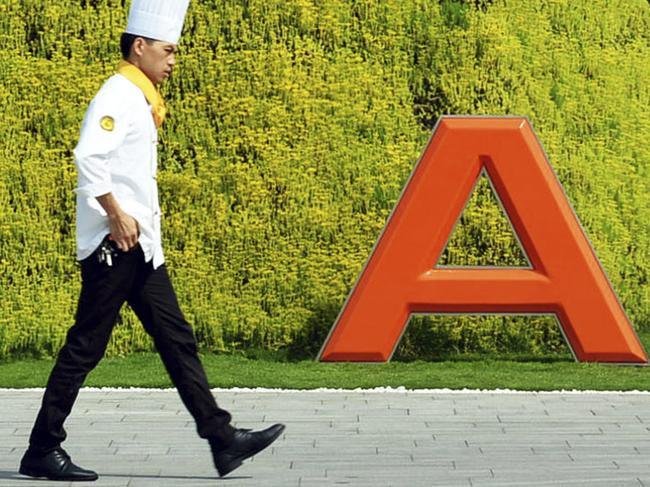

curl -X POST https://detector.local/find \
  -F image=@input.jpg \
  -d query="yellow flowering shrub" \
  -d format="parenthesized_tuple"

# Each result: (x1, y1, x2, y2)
(0, 0, 648, 360)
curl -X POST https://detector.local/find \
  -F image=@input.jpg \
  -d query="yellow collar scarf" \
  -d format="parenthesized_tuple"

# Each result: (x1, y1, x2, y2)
(116, 60, 166, 128)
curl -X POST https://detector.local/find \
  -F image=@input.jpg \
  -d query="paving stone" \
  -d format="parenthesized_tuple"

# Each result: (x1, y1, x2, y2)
(2, 389, 650, 485)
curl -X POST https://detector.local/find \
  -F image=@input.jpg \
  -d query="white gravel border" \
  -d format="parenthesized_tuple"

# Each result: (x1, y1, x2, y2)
(1, 386, 650, 394)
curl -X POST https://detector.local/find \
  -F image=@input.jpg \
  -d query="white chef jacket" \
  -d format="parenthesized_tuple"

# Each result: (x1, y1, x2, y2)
(73, 73, 164, 269)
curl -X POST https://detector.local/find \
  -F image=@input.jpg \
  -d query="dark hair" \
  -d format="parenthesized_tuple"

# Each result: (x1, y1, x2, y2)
(120, 32, 154, 59)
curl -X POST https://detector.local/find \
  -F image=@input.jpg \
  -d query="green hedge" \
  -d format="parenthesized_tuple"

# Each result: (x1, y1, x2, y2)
(0, 0, 648, 361)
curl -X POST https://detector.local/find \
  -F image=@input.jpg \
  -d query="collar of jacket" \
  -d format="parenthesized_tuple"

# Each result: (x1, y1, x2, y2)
(116, 60, 166, 128)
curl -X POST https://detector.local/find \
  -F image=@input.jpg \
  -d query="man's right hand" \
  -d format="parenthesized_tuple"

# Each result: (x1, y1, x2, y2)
(108, 211, 140, 251)
(95, 193, 140, 251)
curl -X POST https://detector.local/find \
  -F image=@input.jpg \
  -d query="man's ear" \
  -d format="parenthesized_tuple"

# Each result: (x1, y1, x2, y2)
(132, 37, 147, 58)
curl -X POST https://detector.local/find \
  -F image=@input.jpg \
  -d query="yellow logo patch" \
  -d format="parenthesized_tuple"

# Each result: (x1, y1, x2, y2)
(100, 116, 114, 132)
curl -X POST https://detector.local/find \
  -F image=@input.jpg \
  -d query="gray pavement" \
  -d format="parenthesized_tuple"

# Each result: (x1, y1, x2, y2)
(1, 388, 650, 486)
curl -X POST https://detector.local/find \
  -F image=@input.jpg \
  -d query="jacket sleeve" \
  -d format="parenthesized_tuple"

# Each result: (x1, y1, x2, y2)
(72, 89, 130, 199)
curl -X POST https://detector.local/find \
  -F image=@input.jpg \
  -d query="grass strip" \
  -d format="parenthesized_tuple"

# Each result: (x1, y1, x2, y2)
(1, 349, 649, 391)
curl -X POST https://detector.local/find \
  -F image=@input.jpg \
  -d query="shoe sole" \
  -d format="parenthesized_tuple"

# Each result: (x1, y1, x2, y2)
(19, 465, 98, 482)
(217, 424, 286, 477)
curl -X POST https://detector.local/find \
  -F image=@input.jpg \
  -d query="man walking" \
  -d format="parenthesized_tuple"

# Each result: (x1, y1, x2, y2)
(19, 0, 284, 481)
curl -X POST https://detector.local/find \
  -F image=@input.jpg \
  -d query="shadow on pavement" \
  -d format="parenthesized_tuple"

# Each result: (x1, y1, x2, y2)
(102, 472, 253, 481)
(0, 470, 252, 482)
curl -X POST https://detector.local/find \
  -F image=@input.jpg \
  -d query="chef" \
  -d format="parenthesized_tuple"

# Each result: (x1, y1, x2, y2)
(19, 0, 284, 481)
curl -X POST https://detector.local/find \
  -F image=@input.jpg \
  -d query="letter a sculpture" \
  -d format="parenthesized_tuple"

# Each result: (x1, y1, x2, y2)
(318, 116, 647, 364)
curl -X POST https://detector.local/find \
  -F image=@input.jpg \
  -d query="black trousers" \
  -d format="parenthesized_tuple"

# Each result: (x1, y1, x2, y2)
(28, 240, 235, 453)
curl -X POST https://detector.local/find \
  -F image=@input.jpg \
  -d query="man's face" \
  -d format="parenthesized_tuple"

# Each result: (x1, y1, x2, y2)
(137, 39, 178, 85)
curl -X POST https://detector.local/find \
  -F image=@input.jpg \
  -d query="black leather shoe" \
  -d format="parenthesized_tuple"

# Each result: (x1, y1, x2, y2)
(211, 424, 286, 477)
(19, 447, 98, 481)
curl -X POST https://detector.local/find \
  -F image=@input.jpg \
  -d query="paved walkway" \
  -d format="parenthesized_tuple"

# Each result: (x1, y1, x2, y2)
(1, 388, 650, 486)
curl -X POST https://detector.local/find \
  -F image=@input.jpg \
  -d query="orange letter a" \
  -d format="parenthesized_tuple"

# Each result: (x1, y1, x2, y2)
(318, 117, 647, 364)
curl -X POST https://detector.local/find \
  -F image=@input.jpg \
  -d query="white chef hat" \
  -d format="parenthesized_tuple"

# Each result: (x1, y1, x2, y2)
(125, 0, 190, 45)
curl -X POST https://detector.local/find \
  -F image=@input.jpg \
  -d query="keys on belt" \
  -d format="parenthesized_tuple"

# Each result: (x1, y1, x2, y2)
(97, 238, 118, 267)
